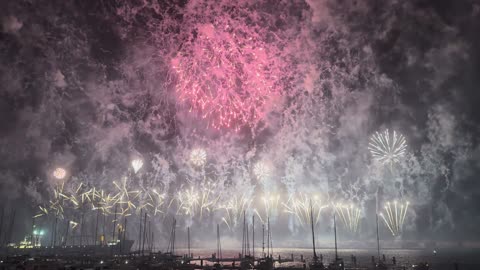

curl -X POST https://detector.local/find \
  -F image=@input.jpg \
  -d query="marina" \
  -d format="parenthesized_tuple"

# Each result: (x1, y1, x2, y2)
(1, 0, 479, 269)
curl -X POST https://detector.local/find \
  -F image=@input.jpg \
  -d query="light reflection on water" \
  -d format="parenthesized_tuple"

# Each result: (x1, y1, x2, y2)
(175, 248, 480, 270)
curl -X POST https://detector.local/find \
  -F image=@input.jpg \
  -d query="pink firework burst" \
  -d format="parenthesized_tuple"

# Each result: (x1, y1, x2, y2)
(172, 22, 282, 131)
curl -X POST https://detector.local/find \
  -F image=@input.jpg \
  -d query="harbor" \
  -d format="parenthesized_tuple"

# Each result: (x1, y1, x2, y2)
(0, 212, 434, 270)
(1, 0, 480, 269)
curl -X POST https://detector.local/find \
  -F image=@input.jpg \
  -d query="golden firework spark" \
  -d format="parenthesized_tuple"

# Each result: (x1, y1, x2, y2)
(69, 220, 79, 229)
(48, 182, 69, 219)
(333, 203, 361, 233)
(113, 178, 141, 217)
(283, 193, 327, 226)
(217, 194, 252, 230)
(175, 182, 219, 218)
(254, 193, 280, 224)
(380, 200, 409, 236)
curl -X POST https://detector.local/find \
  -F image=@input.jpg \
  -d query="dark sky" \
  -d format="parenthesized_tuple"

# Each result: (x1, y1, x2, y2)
(1, 0, 480, 245)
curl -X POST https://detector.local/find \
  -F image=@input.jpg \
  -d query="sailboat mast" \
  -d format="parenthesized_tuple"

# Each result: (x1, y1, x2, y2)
(376, 213, 380, 261)
(267, 216, 270, 257)
(172, 219, 177, 255)
(188, 226, 191, 258)
(242, 211, 245, 257)
(80, 213, 84, 246)
(310, 201, 317, 259)
(142, 211, 147, 256)
(252, 215, 255, 259)
(246, 221, 250, 256)
(262, 224, 265, 258)
(64, 219, 69, 246)
(122, 217, 127, 254)
(151, 231, 154, 252)
(112, 204, 117, 242)
(53, 216, 58, 247)
(51, 216, 57, 247)
(138, 209, 143, 252)
(0, 207, 3, 247)
(94, 210, 99, 246)
(217, 224, 221, 261)
(334, 213, 338, 260)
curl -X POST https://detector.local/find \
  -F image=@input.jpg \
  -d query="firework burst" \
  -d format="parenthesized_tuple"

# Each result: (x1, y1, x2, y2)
(253, 161, 271, 182)
(368, 129, 407, 166)
(175, 182, 219, 219)
(379, 200, 409, 236)
(131, 159, 144, 174)
(175, 186, 199, 217)
(53, 167, 67, 180)
(217, 194, 252, 230)
(283, 193, 327, 227)
(151, 189, 168, 216)
(95, 189, 118, 216)
(48, 182, 68, 219)
(172, 22, 282, 130)
(113, 178, 141, 217)
(333, 203, 361, 233)
(254, 193, 280, 224)
(190, 148, 207, 167)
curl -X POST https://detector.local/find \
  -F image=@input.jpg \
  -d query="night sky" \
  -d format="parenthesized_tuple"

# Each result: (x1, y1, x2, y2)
(1, 0, 480, 246)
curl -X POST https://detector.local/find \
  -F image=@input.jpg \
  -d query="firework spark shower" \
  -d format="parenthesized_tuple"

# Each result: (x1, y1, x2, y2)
(172, 22, 284, 130)
(1, 0, 480, 250)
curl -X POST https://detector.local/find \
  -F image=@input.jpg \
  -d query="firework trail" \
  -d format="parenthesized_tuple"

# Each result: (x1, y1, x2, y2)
(138, 188, 156, 213)
(47, 182, 68, 219)
(217, 194, 252, 230)
(254, 193, 280, 224)
(368, 129, 407, 166)
(149, 189, 168, 216)
(113, 178, 141, 217)
(379, 200, 409, 236)
(175, 186, 199, 217)
(175, 182, 220, 219)
(94, 189, 118, 216)
(333, 203, 362, 233)
(198, 181, 220, 218)
(33, 205, 49, 219)
(282, 193, 327, 227)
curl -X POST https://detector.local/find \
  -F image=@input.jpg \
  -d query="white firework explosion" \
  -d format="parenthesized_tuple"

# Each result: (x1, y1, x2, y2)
(131, 159, 144, 174)
(253, 161, 271, 181)
(368, 129, 407, 165)
(190, 148, 207, 167)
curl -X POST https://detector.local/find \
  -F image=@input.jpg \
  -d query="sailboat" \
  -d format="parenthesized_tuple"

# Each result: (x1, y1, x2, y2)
(309, 201, 325, 270)
(256, 215, 273, 270)
(374, 213, 388, 270)
(372, 213, 428, 270)
(240, 212, 254, 270)
(213, 224, 223, 270)
(326, 213, 344, 270)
